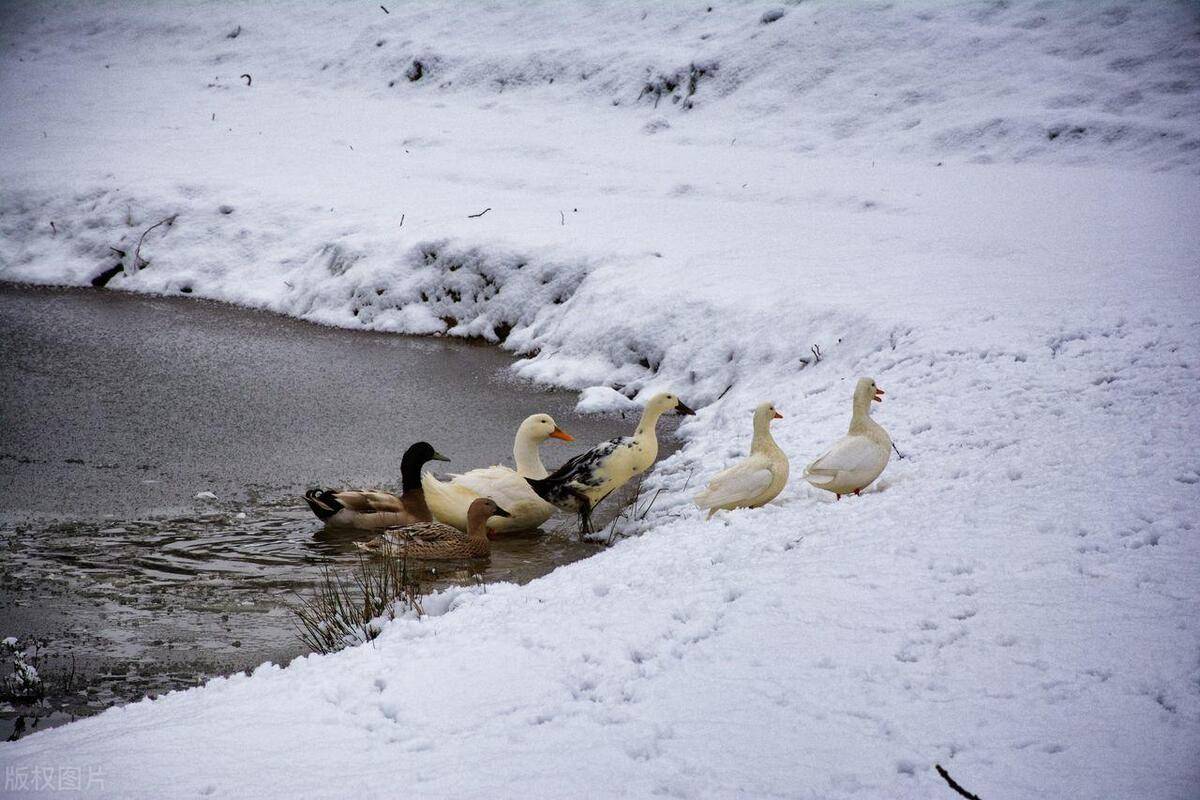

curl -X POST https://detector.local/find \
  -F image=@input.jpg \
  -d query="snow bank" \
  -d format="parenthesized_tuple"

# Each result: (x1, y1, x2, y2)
(1, 1, 1199, 798)
(5, 1, 1197, 171)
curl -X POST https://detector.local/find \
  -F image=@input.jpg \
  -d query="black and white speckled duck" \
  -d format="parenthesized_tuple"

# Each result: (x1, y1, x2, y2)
(526, 392, 694, 533)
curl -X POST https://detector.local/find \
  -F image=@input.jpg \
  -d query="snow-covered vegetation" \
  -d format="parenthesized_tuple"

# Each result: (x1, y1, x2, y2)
(1, 1, 1198, 798)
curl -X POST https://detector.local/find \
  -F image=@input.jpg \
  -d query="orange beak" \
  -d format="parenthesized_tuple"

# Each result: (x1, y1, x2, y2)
(549, 427, 574, 442)
(772, 411, 784, 420)
(873, 387, 885, 403)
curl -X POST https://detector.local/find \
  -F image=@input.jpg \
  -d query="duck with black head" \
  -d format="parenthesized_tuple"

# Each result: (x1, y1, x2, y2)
(303, 441, 450, 529)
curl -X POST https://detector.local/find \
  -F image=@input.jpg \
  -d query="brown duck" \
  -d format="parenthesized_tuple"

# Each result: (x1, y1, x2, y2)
(303, 442, 449, 529)
(355, 498, 511, 560)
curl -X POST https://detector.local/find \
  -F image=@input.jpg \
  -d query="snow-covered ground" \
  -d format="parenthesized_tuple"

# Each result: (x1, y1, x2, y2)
(2, 1, 1199, 797)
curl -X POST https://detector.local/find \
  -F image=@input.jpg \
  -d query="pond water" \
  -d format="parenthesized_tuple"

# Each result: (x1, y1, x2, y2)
(0, 285, 679, 740)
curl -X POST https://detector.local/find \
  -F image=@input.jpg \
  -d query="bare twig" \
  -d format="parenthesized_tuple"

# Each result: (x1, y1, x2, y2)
(811, 344, 822, 362)
(892, 441, 905, 460)
(240, 73, 252, 86)
(467, 207, 492, 219)
(680, 467, 697, 492)
(132, 214, 178, 271)
(399, 213, 405, 227)
(935, 765, 981, 800)
(380, 4, 389, 13)
(49, 221, 56, 235)
(560, 210, 565, 226)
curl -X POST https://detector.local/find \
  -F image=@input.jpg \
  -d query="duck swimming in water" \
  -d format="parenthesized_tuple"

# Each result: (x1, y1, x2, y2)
(303, 441, 450, 529)
(355, 498, 510, 560)
(422, 414, 573, 533)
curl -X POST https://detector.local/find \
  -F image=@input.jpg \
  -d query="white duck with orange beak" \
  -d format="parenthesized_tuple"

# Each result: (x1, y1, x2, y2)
(804, 378, 892, 499)
(694, 401, 789, 518)
(422, 414, 574, 533)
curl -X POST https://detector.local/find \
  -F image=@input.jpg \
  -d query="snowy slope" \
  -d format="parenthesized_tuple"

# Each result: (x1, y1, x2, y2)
(1, 1, 1199, 798)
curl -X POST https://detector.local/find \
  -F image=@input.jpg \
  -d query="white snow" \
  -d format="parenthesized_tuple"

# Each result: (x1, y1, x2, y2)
(1, 1, 1199, 798)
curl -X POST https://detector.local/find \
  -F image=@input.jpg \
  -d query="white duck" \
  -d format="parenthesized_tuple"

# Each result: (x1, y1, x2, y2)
(694, 401, 789, 518)
(526, 392, 695, 533)
(422, 414, 574, 533)
(804, 377, 891, 499)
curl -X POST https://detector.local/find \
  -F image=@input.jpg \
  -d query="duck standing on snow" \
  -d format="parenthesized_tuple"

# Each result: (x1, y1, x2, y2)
(422, 414, 574, 533)
(303, 441, 450, 529)
(694, 401, 789, 518)
(526, 392, 695, 533)
(355, 498, 510, 561)
(804, 378, 891, 500)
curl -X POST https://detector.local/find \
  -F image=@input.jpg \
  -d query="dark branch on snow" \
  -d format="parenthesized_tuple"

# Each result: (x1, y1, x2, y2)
(133, 214, 179, 271)
(935, 765, 982, 800)
(467, 207, 491, 219)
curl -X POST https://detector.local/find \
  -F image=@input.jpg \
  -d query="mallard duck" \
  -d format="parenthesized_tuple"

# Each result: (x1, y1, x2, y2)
(422, 414, 574, 533)
(804, 378, 891, 499)
(527, 392, 695, 533)
(694, 401, 789, 518)
(355, 498, 510, 560)
(303, 441, 449, 528)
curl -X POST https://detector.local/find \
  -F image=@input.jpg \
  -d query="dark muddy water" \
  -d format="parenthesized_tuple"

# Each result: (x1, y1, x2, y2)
(0, 285, 679, 739)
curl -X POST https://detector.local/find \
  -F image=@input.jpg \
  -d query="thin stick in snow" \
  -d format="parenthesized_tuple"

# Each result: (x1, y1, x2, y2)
(560, 210, 565, 226)
(892, 441, 905, 460)
(132, 214, 178, 271)
(240, 73, 252, 86)
(935, 765, 982, 800)
(467, 207, 491, 218)
(399, 213, 405, 228)
(380, 5, 389, 13)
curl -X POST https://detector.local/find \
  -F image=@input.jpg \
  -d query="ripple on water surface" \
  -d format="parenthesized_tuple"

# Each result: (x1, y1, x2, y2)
(0, 504, 604, 740)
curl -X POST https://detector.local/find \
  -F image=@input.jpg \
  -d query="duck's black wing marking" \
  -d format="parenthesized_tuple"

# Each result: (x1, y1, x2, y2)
(545, 437, 627, 487)
(526, 437, 630, 512)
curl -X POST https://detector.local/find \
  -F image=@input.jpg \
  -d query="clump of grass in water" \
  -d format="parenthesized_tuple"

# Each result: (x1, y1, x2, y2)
(1, 637, 46, 703)
(603, 474, 663, 545)
(288, 555, 423, 655)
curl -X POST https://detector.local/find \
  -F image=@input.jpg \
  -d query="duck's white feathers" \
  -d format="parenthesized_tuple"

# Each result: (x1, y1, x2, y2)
(422, 414, 568, 533)
(804, 438, 882, 483)
(693, 401, 789, 516)
(423, 466, 554, 533)
(694, 461, 774, 509)
(803, 377, 892, 497)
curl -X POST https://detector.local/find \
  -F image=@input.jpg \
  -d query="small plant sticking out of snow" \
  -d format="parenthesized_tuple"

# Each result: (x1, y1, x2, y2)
(288, 555, 422, 655)
(406, 59, 425, 82)
(638, 62, 717, 110)
(760, 8, 786, 25)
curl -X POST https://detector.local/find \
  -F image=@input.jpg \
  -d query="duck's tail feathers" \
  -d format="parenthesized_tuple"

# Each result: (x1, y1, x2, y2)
(524, 476, 555, 502)
(304, 489, 343, 521)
